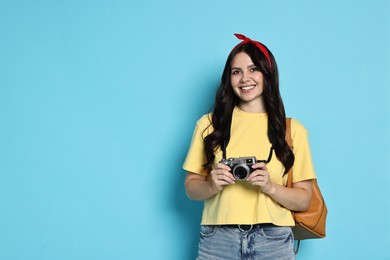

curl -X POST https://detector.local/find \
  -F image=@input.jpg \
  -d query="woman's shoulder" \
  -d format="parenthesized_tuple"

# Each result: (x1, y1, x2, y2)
(196, 113, 212, 129)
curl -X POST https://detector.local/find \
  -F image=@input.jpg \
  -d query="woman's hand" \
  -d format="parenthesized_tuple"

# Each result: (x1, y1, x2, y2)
(246, 162, 313, 211)
(246, 162, 275, 194)
(210, 163, 236, 192)
(185, 164, 235, 201)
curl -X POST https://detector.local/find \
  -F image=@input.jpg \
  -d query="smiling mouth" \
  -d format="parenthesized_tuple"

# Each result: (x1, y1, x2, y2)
(240, 85, 256, 91)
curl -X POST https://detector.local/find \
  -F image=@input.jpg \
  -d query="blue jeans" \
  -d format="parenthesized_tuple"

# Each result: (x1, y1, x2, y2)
(197, 224, 295, 260)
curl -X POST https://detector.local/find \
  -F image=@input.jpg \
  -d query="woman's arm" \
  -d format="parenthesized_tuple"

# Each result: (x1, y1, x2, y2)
(184, 173, 214, 201)
(264, 180, 312, 212)
(184, 163, 236, 201)
(247, 162, 313, 211)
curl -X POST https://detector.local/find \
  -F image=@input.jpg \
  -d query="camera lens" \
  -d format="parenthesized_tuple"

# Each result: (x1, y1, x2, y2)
(233, 165, 249, 180)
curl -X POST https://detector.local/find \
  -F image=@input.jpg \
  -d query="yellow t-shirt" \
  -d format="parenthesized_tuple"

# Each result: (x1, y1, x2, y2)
(183, 106, 316, 226)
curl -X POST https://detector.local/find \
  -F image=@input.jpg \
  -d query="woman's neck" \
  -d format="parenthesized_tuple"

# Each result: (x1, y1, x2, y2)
(238, 100, 266, 113)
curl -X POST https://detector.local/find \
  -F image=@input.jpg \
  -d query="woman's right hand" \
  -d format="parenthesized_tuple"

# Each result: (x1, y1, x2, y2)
(210, 163, 236, 192)
(184, 165, 235, 201)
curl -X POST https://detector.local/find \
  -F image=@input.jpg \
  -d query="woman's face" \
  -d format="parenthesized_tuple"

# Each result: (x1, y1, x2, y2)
(230, 52, 265, 111)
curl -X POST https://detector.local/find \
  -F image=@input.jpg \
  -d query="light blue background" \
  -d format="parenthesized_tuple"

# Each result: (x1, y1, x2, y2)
(1, 0, 389, 259)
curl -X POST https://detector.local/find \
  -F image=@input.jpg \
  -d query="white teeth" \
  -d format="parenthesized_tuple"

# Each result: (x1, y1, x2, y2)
(242, 85, 255, 90)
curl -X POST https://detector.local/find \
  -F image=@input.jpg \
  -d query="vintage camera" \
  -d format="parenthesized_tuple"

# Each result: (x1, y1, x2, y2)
(220, 156, 262, 180)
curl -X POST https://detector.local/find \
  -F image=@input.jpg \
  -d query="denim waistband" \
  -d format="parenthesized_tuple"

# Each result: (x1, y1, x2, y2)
(220, 223, 274, 232)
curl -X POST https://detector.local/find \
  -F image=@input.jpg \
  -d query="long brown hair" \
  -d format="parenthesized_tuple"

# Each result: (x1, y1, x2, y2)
(202, 42, 294, 174)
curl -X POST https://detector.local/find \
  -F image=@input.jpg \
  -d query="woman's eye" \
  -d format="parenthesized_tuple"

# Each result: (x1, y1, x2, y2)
(231, 70, 240, 75)
(250, 67, 260, 72)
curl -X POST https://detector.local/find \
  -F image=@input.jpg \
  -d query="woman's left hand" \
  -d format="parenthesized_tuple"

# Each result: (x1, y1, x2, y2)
(246, 162, 275, 195)
(248, 163, 313, 211)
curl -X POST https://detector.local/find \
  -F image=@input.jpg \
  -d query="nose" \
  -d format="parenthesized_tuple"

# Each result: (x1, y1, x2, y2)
(240, 71, 250, 83)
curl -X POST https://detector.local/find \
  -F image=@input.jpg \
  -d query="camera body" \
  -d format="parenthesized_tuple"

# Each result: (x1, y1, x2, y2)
(220, 156, 262, 180)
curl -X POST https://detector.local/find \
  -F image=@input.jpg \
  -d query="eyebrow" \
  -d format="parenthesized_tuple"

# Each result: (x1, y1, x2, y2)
(231, 64, 257, 70)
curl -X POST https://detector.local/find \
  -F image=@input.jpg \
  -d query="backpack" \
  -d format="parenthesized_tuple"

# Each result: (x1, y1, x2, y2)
(286, 118, 328, 253)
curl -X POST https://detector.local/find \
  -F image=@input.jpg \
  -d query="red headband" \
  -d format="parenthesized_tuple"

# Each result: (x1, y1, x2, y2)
(233, 33, 272, 68)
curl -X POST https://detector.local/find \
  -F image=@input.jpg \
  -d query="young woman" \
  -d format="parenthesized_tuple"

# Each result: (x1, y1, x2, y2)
(183, 34, 316, 259)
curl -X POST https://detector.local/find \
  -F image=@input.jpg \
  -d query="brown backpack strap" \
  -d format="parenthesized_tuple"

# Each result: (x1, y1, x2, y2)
(285, 118, 292, 148)
(286, 118, 310, 254)
(285, 118, 293, 189)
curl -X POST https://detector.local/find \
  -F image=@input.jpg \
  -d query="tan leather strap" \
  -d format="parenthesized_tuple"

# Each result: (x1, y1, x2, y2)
(285, 118, 292, 147)
(286, 118, 293, 189)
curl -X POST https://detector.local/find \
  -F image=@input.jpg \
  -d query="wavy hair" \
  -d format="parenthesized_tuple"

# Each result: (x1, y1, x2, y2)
(202, 42, 294, 174)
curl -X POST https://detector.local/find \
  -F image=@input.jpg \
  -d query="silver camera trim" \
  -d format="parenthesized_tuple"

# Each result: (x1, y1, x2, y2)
(221, 156, 257, 180)
(232, 163, 251, 180)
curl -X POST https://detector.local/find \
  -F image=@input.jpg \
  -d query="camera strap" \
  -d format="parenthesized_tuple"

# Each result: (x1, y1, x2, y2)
(221, 110, 273, 162)
(221, 140, 274, 163)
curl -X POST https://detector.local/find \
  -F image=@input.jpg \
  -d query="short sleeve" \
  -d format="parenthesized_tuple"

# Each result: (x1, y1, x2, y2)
(182, 116, 211, 176)
(291, 119, 317, 182)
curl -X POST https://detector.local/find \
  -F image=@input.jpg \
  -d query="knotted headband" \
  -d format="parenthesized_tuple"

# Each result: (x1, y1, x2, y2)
(233, 33, 272, 68)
